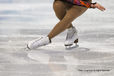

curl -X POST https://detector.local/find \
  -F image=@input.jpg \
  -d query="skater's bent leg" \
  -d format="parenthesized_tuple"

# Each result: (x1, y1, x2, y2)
(48, 6, 88, 39)
(53, 1, 66, 20)
(53, 0, 73, 29)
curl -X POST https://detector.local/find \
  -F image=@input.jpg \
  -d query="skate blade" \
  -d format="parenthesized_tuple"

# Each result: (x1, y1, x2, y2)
(65, 43, 79, 50)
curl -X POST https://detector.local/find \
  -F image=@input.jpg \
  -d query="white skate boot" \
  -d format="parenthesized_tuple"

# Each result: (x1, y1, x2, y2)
(65, 26, 78, 49)
(27, 36, 51, 50)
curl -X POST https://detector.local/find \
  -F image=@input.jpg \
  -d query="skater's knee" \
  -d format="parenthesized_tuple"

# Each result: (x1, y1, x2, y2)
(54, 0, 64, 6)
(53, 1, 66, 20)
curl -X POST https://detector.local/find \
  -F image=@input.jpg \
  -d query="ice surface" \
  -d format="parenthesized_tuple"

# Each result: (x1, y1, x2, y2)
(0, 0, 114, 76)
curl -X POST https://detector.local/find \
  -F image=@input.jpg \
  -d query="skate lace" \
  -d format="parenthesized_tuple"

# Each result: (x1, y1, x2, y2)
(32, 37, 43, 45)
(66, 29, 76, 40)
(33, 37, 49, 46)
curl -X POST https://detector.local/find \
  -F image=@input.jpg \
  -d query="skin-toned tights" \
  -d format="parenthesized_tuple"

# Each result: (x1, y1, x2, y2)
(48, 0, 91, 40)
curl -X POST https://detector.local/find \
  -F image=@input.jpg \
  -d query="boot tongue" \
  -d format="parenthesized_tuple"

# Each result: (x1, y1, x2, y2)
(49, 38, 52, 43)
(68, 27, 73, 31)
(47, 37, 52, 43)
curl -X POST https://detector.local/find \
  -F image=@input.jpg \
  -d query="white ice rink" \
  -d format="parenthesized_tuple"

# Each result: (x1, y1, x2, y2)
(0, 0, 114, 76)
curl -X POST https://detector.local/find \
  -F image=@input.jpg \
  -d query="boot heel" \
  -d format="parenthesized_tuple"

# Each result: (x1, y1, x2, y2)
(74, 39, 78, 43)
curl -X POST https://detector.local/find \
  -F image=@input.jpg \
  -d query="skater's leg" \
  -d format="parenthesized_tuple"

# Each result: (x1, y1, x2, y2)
(53, 1, 73, 28)
(48, 6, 88, 39)
(27, 1, 89, 50)
(53, 1, 66, 20)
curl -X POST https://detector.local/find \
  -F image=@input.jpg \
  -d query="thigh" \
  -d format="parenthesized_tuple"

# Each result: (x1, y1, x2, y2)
(53, 1, 67, 20)
(62, 6, 88, 24)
